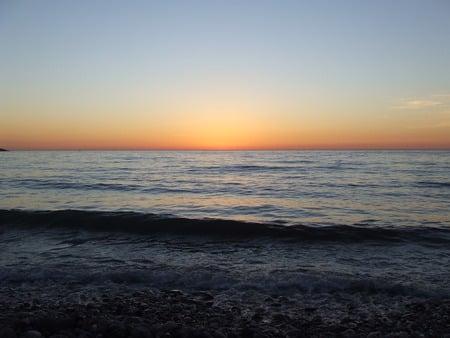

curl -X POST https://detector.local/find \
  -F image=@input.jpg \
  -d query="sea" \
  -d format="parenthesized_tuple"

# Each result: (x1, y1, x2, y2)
(1, 150, 450, 308)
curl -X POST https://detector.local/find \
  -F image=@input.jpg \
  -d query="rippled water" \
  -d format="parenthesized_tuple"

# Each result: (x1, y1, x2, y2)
(1, 150, 449, 226)
(1, 151, 450, 301)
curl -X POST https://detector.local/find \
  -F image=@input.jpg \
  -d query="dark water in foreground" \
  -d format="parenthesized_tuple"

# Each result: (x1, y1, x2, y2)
(1, 151, 449, 304)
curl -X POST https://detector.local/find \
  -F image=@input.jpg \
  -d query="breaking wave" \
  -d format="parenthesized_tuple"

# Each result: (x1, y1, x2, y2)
(1, 209, 449, 243)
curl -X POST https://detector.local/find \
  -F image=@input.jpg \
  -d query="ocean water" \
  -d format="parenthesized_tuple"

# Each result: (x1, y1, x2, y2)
(1, 151, 450, 305)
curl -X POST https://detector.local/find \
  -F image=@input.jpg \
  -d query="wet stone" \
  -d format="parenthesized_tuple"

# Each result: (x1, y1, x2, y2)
(167, 290, 185, 297)
(21, 331, 43, 338)
(367, 332, 382, 338)
(342, 328, 356, 336)
(192, 291, 214, 301)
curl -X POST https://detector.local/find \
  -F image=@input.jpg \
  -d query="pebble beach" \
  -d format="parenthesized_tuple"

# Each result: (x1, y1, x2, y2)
(1, 285, 450, 338)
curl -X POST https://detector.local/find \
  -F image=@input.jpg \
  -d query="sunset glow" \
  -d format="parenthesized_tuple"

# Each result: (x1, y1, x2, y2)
(1, 1, 450, 150)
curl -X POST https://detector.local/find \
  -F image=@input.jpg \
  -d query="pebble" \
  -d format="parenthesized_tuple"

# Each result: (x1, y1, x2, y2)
(161, 321, 178, 332)
(167, 289, 184, 297)
(21, 331, 43, 338)
(342, 328, 356, 336)
(192, 291, 214, 301)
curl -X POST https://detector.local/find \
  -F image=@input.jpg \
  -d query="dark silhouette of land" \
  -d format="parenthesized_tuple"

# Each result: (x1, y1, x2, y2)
(0, 148, 8, 151)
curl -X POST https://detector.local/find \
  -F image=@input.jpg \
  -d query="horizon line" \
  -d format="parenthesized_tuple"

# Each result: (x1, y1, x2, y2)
(3, 147, 450, 151)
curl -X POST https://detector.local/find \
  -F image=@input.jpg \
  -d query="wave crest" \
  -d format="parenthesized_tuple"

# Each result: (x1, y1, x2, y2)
(1, 209, 449, 243)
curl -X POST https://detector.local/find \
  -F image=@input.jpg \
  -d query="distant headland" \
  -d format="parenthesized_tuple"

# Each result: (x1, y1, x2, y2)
(0, 148, 8, 151)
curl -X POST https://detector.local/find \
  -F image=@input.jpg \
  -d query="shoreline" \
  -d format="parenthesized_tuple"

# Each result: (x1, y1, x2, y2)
(1, 285, 449, 337)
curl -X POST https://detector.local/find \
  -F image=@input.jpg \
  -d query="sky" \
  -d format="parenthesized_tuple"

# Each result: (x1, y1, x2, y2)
(1, 0, 450, 150)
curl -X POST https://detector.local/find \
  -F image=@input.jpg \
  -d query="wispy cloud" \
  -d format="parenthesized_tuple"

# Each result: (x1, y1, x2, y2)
(406, 100, 441, 107)
(395, 94, 450, 130)
(392, 93, 450, 111)
(393, 98, 443, 110)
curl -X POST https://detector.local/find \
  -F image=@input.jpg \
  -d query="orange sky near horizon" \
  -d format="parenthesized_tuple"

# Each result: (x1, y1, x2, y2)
(2, 101, 450, 150)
